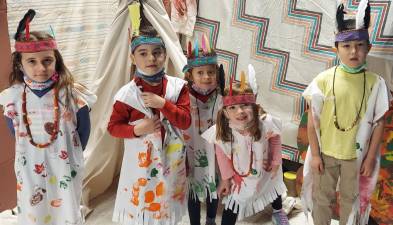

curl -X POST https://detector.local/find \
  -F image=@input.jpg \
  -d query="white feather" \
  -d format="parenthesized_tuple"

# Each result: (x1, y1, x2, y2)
(247, 64, 258, 95)
(356, 0, 369, 29)
(336, 0, 343, 7)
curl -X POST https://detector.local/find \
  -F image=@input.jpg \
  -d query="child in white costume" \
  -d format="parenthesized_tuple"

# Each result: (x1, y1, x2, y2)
(301, 1, 391, 224)
(107, 4, 191, 224)
(182, 35, 224, 225)
(202, 69, 288, 224)
(0, 9, 95, 225)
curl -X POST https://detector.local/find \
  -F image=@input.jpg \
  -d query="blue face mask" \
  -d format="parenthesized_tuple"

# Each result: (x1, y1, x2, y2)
(339, 62, 367, 74)
(135, 68, 165, 83)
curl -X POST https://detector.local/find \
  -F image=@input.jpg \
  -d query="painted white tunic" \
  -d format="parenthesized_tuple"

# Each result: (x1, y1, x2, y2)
(112, 76, 188, 225)
(184, 91, 222, 201)
(202, 115, 287, 220)
(0, 84, 93, 225)
(301, 75, 390, 225)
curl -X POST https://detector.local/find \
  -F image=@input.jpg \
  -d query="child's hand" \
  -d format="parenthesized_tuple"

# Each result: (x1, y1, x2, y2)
(141, 92, 166, 109)
(311, 155, 324, 174)
(218, 179, 231, 198)
(263, 159, 279, 178)
(134, 116, 161, 136)
(270, 165, 280, 179)
(231, 173, 244, 194)
(174, 0, 187, 16)
(360, 155, 376, 177)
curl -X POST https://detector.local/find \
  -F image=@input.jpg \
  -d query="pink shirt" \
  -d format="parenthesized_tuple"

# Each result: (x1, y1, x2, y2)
(216, 135, 282, 180)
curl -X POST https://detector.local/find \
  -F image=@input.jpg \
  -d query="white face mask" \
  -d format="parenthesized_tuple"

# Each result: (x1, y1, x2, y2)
(228, 121, 253, 132)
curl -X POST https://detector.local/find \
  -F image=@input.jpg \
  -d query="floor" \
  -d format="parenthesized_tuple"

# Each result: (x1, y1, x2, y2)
(0, 184, 340, 225)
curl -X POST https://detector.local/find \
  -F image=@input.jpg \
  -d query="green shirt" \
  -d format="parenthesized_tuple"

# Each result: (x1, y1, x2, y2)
(315, 66, 377, 159)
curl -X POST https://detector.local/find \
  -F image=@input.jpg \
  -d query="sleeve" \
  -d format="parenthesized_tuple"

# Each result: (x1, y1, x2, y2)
(302, 74, 325, 104)
(4, 116, 15, 136)
(76, 105, 90, 150)
(269, 135, 282, 166)
(73, 83, 97, 110)
(107, 101, 137, 138)
(215, 145, 234, 180)
(160, 85, 191, 130)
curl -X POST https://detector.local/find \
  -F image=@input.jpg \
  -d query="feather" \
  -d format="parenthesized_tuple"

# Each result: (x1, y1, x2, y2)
(336, 3, 346, 32)
(240, 71, 246, 91)
(229, 73, 233, 96)
(204, 34, 211, 53)
(201, 34, 207, 54)
(194, 38, 199, 57)
(15, 9, 35, 40)
(128, 1, 141, 36)
(364, 2, 371, 29)
(356, 0, 369, 29)
(187, 41, 192, 58)
(247, 64, 258, 95)
(219, 64, 225, 96)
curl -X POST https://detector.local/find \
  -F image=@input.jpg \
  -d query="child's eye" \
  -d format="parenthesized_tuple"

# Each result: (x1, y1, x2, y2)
(198, 71, 204, 75)
(43, 59, 53, 65)
(28, 59, 36, 64)
(140, 52, 147, 56)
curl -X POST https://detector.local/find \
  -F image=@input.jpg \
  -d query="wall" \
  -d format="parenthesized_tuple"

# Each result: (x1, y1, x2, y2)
(0, 0, 16, 212)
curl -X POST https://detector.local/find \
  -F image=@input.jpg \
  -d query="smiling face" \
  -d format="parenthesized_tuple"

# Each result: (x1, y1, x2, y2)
(337, 40, 371, 68)
(224, 103, 255, 129)
(132, 44, 166, 76)
(190, 64, 217, 90)
(21, 50, 56, 82)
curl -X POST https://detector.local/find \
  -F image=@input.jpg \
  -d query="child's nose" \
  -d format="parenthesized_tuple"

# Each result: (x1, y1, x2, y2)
(37, 62, 46, 71)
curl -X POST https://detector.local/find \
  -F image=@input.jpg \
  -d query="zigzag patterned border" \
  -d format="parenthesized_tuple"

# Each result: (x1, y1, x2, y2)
(283, 0, 337, 68)
(349, 0, 393, 53)
(232, 0, 307, 122)
(194, 17, 239, 82)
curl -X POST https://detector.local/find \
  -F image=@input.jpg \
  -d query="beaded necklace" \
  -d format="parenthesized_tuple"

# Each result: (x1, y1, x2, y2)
(332, 66, 366, 132)
(22, 84, 60, 148)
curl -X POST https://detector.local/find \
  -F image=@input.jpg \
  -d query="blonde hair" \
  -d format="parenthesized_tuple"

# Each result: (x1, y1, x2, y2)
(10, 31, 75, 108)
(216, 82, 265, 142)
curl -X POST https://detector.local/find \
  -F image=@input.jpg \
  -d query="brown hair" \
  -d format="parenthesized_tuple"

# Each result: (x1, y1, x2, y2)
(185, 64, 220, 87)
(216, 82, 265, 142)
(10, 31, 75, 108)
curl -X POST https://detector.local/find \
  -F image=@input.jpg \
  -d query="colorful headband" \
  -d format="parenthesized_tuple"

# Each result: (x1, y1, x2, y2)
(131, 36, 165, 52)
(15, 39, 57, 53)
(14, 9, 58, 53)
(182, 34, 217, 73)
(182, 56, 217, 73)
(223, 65, 258, 106)
(223, 94, 256, 106)
(335, 29, 369, 42)
(335, 0, 370, 42)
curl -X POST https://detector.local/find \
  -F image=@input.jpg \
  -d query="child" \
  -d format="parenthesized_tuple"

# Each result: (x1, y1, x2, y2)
(301, 1, 391, 225)
(0, 10, 95, 225)
(202, 70, 288, 225)
(107, 7, 191, 224)
(182, 35, 224, 225)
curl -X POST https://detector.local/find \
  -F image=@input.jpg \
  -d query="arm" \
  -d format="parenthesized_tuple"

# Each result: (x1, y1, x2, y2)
(361, 117, 385, 176)
(265, 135, 282, 178)
(160, 85, 191, 130)
(215, 145, 234, 180)
(215, 144, 233, 197)
(307, 108, 324, 173)
(107, 101, 137, 138)
(5, 116, 15, 136)
(76, 105, 91, 150)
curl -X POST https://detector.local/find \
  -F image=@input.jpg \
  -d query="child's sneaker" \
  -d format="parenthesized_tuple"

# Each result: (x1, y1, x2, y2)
(272, 210, 290, 225)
